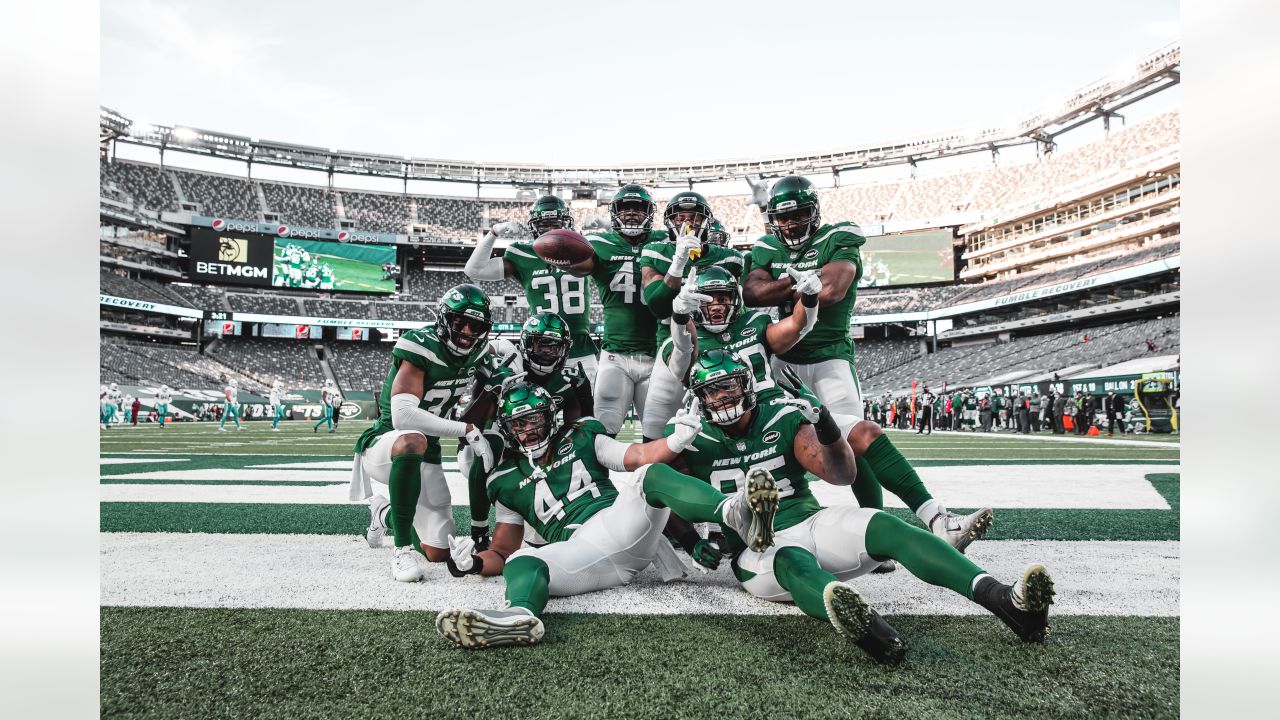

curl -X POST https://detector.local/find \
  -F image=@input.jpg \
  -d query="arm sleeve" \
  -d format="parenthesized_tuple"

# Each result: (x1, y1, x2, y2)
(592, 434, 631, 472)
(466, 436, 499, 525)
(643, 279, 678, 319)
(667, 317, 694, 379)
(464, 232, 507, 282)
(390, 393, 469, 437)
(573, 376, 594, 418)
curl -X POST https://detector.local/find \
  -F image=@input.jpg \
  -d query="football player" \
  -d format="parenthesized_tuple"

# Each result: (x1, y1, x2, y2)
(668, 350, 1054, 664)
(435, 381, 778, 649)
(218, 379, 243, 431)
(636, 191, 746, 441)
(314, 379, 337, 433)
(318, 263, 335, 290)
(510, 312, 593, 424)
(105, 382, 123, 426)
(99, 384, 112, 429)
(269, 380, 286, 431)
(122, 394, 134, 425)
(155, 384, 172, 429)
(557, 184, 670, 435)
(464, 195, 599, 382)
(349, 284, 507, 583)
(665, 276, 991, 556)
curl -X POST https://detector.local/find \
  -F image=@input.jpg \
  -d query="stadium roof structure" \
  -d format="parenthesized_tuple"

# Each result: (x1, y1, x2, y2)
(101, 43, 1178, 191)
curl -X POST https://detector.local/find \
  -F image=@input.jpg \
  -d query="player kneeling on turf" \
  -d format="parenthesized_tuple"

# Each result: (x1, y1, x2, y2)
(666, 349, 1055, 664)
(435, 381, 778, 650)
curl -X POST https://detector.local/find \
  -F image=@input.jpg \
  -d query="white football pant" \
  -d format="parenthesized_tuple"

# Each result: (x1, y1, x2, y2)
(735, 506, 884, 602)
(641, 353, 686, 440)
(771, 357, 864, 418)
(356, 429, 454, 550)
(593, 352, 653, 434)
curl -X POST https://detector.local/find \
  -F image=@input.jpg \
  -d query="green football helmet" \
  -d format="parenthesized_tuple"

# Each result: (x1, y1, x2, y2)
(609, 184, 656, 240)
(689, 349, 757, 425)
(520, 311, 572, 376)
(497, 381, 559, 459)
(528, 195, 575, 236)
(706, 218, 730, 248)
(435, 283, 492, 357)
(691, 266, 740, 333)
(764, 175, 822, 249)
(662, 191, 713, 243)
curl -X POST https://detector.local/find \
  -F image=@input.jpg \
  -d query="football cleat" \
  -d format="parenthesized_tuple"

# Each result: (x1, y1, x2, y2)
(744, 469, 779, 552)
(871, 560, 897, 574)
(365, 494, 389, 549)
(391, 545, 423, 583)
(978, 565, 1056, 642)
(929, 507, 994, 554)
(824, 582, 908, 665)
(436, 607, 544, 649)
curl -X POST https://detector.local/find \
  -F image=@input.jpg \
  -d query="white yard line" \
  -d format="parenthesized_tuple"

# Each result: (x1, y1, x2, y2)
(101, 464, 1173, 509)
(100, 458, 189, 465)
(99, 533, 1180, 617)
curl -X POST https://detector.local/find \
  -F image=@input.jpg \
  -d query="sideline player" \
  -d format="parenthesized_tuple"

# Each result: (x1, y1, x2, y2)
(670, 350, 1054, 664)
(464, 195, 599, 382)
(435, 380, 778, 649)
(155, 384, 172, 429)
(219, 379, 243, 431)
(637, 191, 746, 440)
(314, 379, 336, 433)
(99, 384, 112, 429)
(553, 185, 669, 435)
(350, 284, 505, 583)
(269, 380, 286, 431)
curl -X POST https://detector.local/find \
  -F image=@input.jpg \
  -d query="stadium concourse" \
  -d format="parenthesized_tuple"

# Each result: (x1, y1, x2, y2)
(98, 49, 1180, 717)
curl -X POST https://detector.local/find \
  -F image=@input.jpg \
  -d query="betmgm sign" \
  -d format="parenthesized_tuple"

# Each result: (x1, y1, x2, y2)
(188, 228, 275, 287)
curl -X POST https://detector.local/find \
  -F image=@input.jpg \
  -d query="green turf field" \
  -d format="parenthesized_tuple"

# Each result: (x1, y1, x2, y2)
(100, 421, 1180, 719)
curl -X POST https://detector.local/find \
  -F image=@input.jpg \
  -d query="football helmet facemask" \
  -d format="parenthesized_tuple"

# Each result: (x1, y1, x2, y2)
(764, 175, 822, 249)
(520, 312, 572, 376)
(436, 284, 493, 357)
(609, 184, 656, 240)
(689, 349, 758, 425)
(496, 382, 559, 460)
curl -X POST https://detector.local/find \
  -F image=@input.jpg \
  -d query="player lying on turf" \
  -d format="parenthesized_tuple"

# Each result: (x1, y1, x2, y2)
(665, 274, 993, 557)
(665, 349, 1054, 664)
(350, 284, 510, 583)
(435, 381, 781, 650)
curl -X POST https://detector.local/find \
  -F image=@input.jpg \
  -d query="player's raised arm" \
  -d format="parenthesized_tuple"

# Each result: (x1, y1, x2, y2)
(765, 267, 822, 354)
(590, 400, 702, 471)
(464, 223, 520, 282)
(666, 273, 707, 380)
(772, 367, 857, 485)
(742, 265, 797, 307)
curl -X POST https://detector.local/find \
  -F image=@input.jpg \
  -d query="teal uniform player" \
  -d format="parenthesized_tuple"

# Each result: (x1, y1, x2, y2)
(218, 380, 242, 431)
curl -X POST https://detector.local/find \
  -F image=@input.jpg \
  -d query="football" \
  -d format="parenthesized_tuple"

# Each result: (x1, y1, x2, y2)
(532, 228, 594, 267)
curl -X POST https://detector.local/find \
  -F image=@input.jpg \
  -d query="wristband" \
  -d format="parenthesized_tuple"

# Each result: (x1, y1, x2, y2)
(801, 291, 819, 308)
(814, 406, 843, 445)
(672, 312, 691, 325)
(471, 520, 490, 529)
(674, 527, 702, 555)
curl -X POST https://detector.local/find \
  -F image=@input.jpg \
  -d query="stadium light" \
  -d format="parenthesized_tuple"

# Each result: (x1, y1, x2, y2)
(171, 127, 197, 142)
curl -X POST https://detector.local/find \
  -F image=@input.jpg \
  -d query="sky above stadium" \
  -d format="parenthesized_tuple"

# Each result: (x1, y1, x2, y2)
(102, 0, 1179, 167)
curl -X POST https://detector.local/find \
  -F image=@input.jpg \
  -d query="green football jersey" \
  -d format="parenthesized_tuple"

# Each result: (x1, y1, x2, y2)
(586, 230, 667, 356)
(503, 241, 598, 359)
(659, 310, 783, 401)
(478, 417, 619, 544)
(673, 400, 822, 534)
(749, 222, 865, 363)
(638, 241, 746, 345)
(354, 326, 495, 463)
(526, 363, 590, 419)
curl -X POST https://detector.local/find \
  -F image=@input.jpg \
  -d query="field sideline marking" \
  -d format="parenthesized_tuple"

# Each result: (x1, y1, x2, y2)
(100, 533, 1179, 617)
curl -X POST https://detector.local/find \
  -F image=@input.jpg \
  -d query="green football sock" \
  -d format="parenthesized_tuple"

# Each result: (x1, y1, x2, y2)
(388, 453, 422, 548)
(851, 456, 884, 509)
(863, 434, 932, 513)
(639, 463, 728, 524)
(773, 546, 838, 621)
(504, 555, 550, 616)
(865, 511, 983, 599)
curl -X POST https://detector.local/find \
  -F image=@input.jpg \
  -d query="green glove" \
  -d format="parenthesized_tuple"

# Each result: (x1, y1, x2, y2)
(690, 539, 722, 570)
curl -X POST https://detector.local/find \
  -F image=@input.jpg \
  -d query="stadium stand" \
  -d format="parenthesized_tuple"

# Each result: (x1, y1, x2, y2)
(172, 169, 260, 219)
(207, 337, 325, 387)
(100, 340, 264, 391)
(304, 299, 374, 319)
(261, 182, 336, 228)
(100, 159, 178, 212)
(340, 191, 411, 234)
(373, 302, 434, 323)
(227, 292, 302, 315)
(166, 284, 228, 310)
(326, 341, 392, 392)
(101, 269, 185, 306)
(861, 315, 1180, 394)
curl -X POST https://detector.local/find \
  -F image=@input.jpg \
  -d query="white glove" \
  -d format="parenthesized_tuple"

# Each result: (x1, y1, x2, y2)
(672, 284, 711, 317)
(465, 425, 494, 472)
(667, 233, 702, 277)
(787, 266, 822, 297)
(448, 535, 476, 572)
(665, 400, 703, 454)
(491, 221, 528, 238)
(746, 177, 771, 211)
